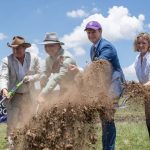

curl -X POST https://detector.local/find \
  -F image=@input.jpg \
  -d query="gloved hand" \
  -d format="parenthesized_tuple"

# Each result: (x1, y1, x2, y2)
(23, 75, 34, 83)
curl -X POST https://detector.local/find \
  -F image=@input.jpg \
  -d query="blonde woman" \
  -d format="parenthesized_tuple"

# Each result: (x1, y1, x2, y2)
(134, 32, 150, 137)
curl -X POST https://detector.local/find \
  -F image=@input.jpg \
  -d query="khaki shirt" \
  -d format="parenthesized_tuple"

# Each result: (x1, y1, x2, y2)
(41, 48, 76, 96)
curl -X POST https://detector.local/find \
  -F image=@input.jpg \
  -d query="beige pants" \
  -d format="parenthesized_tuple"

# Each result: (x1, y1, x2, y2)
(5, 93, 33, 135)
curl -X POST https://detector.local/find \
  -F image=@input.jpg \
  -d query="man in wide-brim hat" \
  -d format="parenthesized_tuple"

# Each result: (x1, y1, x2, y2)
(7, 36, 31, 48)
(38, 32, 77, 101)
(39, 32, 64, 45)
(0, 36, 41, 149)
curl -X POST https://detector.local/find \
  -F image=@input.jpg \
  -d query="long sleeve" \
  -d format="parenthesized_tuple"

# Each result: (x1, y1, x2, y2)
(40, 57, 74, 96)
(97, 44, 115, 61)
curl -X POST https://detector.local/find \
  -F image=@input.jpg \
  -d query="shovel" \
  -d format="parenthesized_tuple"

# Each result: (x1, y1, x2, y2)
(35, 103, 40, 117)
(0, 80, 24, 104)
(116, 96, 129, 109)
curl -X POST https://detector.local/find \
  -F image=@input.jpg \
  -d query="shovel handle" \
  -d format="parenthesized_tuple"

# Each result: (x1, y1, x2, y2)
(0, 80, 24, 104)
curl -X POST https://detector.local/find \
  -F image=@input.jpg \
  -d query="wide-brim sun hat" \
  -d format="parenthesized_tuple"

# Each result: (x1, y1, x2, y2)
(7, 36, 31, 48)
(39, 32, 64, 45)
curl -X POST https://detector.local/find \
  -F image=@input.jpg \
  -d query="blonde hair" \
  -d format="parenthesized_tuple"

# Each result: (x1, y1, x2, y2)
(134, 32, 150, 52)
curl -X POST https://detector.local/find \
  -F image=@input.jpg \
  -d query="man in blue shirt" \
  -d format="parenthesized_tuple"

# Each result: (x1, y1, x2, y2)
(84, 21, 125, 150)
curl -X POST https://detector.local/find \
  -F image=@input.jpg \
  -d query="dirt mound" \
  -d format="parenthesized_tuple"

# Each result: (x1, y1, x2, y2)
(124, 81, 150, 105)
(12, 60, 116, 150)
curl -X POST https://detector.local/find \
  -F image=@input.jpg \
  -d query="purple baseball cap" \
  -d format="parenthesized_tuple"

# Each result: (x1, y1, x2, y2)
(84, 21, 102, 31)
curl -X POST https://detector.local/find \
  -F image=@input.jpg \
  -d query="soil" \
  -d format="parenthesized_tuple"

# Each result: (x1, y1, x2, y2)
(123, 81, 150, 106)
(12, 60, 114, 150)
(11, 61, 150, 150)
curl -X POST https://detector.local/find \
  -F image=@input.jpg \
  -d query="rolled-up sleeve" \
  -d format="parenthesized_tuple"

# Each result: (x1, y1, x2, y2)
(0, 58, 9, 91)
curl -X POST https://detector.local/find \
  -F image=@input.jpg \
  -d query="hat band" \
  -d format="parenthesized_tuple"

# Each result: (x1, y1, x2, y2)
(44, 39, 60, 42)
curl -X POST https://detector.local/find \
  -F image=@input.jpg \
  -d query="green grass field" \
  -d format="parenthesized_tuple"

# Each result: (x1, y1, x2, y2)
(0, 124, 7, 150)
(0, 105, 150, 150)
(95, 122, 150, 150)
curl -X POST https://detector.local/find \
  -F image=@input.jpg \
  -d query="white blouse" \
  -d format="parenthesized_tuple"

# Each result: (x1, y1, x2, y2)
(134, 52, 150, 84)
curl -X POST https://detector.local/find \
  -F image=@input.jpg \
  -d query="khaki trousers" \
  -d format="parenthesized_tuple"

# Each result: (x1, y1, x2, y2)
(5, 93, 33, 135)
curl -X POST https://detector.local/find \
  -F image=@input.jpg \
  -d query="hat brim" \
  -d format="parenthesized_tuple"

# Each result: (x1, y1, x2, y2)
(38, 41, 64, 45)
(84, 27, 101, 31)
(7, 42, 31, 48)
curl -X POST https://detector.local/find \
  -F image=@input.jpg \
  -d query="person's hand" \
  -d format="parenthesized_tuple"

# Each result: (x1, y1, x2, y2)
(144, 81, 150, 87)
(23, 75, 34, 83)
(40, 74, 48, 87)
(1, 88, 10, 99)
(68, 64, 79, 74)
(57, 55, 64, 63)
(40, 79, 47, 88)
(38, 94, 45, 104)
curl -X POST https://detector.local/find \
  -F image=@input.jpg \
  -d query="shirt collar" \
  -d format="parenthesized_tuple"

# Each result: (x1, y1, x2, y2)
(138, 51, 150, 60)
(50, 48, 64, 59)
(13, 52, 27, 62)
(93, 38, 102, 49)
